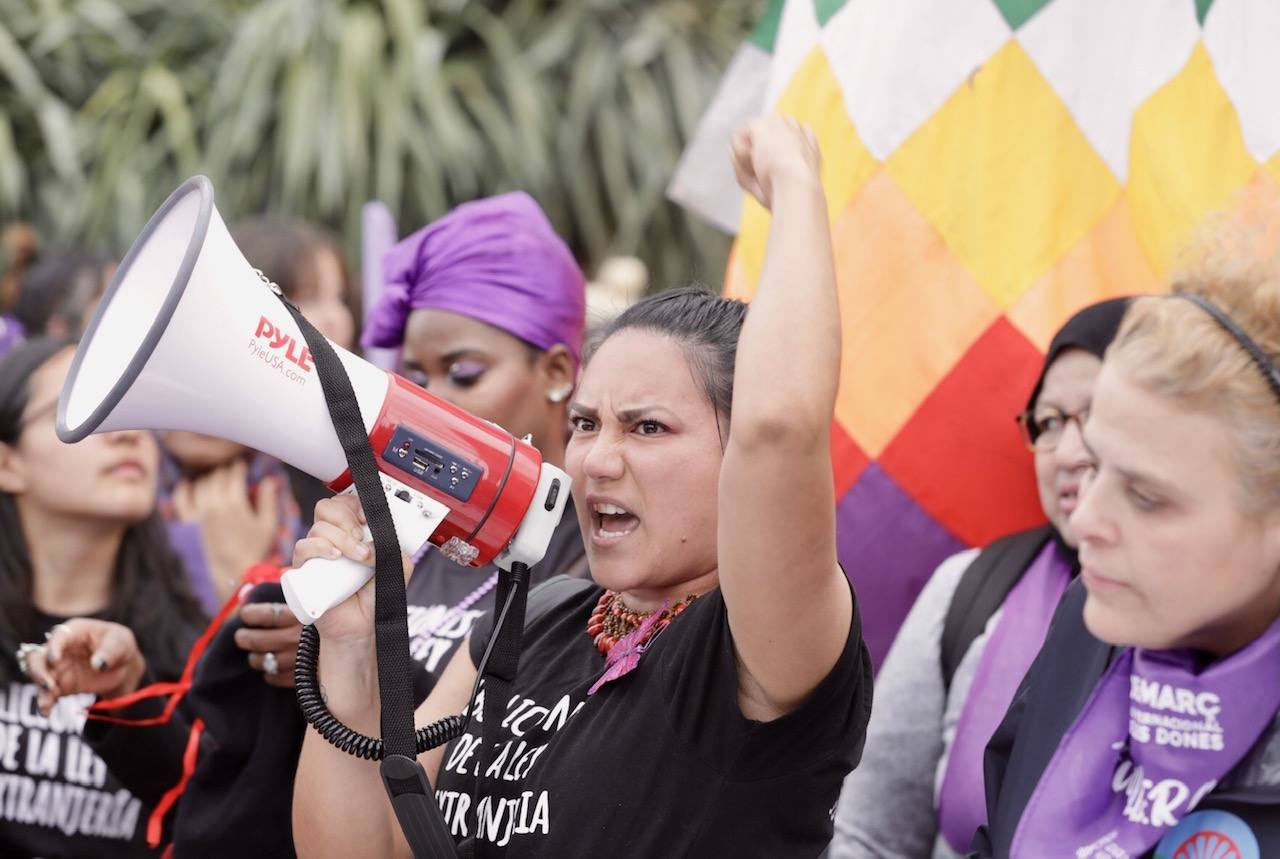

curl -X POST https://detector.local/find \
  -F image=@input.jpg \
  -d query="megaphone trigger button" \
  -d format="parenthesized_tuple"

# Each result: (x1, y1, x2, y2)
(544, 479, 562, 512)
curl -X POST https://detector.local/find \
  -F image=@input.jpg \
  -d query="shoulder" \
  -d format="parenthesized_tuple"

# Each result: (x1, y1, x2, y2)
(923, 547, 982, 607)
(527, 575, 599, 623)
(468, 575, 602, 663)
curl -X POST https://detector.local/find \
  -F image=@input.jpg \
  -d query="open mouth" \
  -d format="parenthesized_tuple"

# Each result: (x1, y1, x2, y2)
(591, 501, 640, 543)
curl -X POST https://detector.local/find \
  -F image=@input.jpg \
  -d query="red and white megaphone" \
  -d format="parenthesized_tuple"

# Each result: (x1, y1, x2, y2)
(57, 176, 571, 625)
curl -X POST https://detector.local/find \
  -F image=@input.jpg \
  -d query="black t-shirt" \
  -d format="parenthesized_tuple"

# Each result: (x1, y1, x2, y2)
(406, 500, 585, 704)
(433, 579, 872, 857)
(82, 583, 304, 858)
(0, 613, 168, 859)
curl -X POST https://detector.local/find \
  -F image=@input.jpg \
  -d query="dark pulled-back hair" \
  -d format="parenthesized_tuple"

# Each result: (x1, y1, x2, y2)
(232, 216, 360, 327)
(0, 338, 206, 683)
(589, 287, 748, 427)
(13, 250, 114, 337)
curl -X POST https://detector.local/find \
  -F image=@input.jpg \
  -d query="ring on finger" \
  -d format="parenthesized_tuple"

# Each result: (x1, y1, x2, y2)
(15, 643, 42, 678)
(271, 603, 284, 623)
(262, 651, 279, 676)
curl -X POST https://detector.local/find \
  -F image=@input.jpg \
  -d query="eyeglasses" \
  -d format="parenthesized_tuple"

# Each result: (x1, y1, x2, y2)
(1016, 406, 1089, 453)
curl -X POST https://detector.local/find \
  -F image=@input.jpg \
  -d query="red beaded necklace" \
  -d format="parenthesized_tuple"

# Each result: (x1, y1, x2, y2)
(586, 589, 699, 656)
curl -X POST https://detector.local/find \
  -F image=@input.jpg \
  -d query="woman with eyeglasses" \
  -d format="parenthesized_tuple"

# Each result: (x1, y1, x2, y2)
(967, 232, 1280, 856)
(831, 298, 1130, 859)
(0, 338, 206, 858)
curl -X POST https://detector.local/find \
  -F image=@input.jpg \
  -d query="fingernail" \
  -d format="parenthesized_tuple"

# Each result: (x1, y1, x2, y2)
(350, 528, 365, 541)
(328, 547, 341, 559)
(45, 650, 57, 667)
(92, 656, 108, 672)
(355, 543, 371, 559)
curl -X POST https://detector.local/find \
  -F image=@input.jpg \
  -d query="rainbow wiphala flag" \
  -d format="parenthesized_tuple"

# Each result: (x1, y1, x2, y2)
(671, 0, 1280, 667)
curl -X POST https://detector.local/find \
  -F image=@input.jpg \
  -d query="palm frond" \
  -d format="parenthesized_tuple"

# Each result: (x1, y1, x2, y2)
(2, 0, 760, 292)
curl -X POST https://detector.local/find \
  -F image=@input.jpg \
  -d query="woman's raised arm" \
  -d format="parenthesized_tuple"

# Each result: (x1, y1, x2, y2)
(718, 117, 853, 720)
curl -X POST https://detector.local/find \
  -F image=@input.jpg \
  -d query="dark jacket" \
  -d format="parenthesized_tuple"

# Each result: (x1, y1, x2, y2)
(85, 583, 303, 857)
(970, 580, 1280, 858)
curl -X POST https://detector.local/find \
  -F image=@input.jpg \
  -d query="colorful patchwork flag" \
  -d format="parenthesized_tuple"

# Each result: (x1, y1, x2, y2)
(670, 0, 1280, 668)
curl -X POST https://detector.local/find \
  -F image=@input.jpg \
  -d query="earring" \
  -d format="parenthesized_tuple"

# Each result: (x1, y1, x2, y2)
(547, 387, 571, 404)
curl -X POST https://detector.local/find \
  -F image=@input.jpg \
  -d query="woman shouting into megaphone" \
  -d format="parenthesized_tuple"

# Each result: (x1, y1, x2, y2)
(291, 115, 873, 857)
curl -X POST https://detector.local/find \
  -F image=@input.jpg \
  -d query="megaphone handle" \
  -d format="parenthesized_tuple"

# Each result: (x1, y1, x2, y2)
(282, 479, 451, 625)
(281, 554, 375, 626)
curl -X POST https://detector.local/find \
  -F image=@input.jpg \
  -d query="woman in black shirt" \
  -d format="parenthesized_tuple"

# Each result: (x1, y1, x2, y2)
(290, 116, 872, 857)
(0, 338, 205, 857)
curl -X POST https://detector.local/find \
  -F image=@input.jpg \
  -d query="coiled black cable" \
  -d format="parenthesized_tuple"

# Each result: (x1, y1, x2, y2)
(295, 623, 467, 760)
(295, 562, 526, 765)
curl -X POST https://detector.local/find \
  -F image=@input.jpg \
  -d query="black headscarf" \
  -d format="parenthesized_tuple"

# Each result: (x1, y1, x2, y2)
(1024, 297, 1132, 414)
(1023, 296, 1132, 570)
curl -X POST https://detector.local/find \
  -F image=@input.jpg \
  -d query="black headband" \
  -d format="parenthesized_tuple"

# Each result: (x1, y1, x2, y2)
(1173, 293, 1280, 403)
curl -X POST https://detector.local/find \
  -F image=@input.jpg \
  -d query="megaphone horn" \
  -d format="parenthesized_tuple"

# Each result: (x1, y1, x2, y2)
(58, 176, 571, 624)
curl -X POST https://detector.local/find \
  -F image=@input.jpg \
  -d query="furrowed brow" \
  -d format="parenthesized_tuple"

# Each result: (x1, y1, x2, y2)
(615, 406, 674, 423)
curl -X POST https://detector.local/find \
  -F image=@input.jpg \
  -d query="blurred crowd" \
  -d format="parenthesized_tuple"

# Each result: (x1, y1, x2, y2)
(0, 202, 648, 856)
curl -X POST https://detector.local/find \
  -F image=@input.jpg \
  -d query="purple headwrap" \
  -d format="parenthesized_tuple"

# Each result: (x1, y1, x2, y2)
(362, 192, 585, 365)
(0, 316, 24, 360)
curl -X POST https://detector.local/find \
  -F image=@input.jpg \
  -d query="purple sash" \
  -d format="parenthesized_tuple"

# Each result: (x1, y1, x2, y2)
(937, 541, 1073, 851)
(1011, 614, 1280, 858)
(0, 315, 24, 359)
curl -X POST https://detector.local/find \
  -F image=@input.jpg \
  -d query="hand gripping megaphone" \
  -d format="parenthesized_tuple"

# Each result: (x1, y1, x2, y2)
(56, 176, 571, 626)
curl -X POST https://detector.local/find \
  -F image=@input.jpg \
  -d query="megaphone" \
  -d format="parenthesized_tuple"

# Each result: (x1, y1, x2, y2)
(57, 176, 571, 625)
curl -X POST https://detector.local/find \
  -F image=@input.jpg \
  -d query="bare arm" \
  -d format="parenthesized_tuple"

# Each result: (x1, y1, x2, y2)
(291, 624, 394, 859)
(719, 117, 852, 720)
(290, 496, 476, 858)
(293, 632, 477, 858)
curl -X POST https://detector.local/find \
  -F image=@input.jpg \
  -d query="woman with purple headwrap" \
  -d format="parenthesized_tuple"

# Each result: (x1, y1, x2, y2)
(26, 192, 589, 856)
(367, 191, 589, 702)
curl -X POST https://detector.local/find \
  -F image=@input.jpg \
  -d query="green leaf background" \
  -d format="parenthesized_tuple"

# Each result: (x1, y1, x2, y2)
(0, 0, 759, 296)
